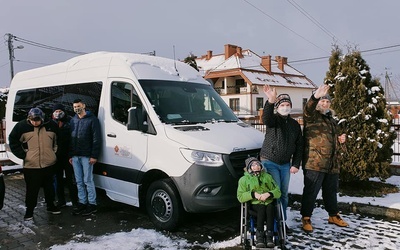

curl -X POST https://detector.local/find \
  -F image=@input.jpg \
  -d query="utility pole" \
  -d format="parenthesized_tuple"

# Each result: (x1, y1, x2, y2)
(6, 33, 24, 80)
(7, 33, 15, 80)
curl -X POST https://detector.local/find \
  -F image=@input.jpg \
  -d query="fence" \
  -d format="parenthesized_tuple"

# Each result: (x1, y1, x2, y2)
(251, 122, 400, 165)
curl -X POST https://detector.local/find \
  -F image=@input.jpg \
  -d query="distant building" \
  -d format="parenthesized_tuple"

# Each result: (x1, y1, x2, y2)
(195, 44, 317, 121)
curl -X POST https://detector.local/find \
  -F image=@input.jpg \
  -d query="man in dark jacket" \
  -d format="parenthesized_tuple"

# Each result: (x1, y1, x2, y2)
(260, 84, 303, 228)
(300, 84, 348, 233)
(52, 103, 78, 207)
(9, 108, 61, 220)
(69, 99, 101, 216)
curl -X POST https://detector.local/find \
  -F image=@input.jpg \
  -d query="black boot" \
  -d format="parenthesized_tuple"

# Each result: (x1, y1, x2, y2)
(266, 230, 275, 248)
(256, 230, 266, 248)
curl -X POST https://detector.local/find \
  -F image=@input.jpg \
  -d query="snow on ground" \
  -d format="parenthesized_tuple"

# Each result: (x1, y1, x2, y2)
(45, 169, 400, 250)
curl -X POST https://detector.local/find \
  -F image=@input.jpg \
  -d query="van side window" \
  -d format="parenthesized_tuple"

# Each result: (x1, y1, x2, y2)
(111, 82, 142, 124)
(12, 82, 102, 122)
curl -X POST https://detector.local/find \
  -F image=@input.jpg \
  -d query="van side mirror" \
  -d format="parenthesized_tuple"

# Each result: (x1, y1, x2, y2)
(127, 107, 148, 132)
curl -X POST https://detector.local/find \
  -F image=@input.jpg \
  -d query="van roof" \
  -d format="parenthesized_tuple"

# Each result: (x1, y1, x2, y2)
(11, 52, 208, 88)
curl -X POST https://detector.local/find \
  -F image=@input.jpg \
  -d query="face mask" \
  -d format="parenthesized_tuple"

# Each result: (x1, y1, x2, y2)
(277, 106, 291, 116)
(74, 108, 83, 114)
(53, 111, 65, 120)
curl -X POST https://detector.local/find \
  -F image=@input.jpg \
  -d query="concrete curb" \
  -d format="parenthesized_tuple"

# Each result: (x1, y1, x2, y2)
(290, 193, 400, 220)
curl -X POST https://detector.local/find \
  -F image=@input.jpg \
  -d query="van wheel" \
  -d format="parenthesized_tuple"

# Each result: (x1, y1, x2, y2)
(146, 179, 182, 231)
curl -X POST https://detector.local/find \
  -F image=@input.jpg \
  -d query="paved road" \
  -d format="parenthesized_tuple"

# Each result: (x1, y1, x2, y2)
(1, 172, 400, 250)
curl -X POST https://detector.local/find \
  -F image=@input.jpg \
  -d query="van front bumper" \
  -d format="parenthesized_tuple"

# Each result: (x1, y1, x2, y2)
(172, 162, 240, 213)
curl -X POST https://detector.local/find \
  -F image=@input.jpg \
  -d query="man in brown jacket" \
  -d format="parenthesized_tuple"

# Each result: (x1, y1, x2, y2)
(9, 108, 61, 220)
(300, 84, 348, 233)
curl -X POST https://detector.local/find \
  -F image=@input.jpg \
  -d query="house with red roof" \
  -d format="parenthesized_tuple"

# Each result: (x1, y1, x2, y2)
(195, 44, 317, 121)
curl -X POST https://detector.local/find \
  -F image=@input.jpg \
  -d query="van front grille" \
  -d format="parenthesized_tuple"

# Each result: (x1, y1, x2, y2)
(227, 149, 260, 179)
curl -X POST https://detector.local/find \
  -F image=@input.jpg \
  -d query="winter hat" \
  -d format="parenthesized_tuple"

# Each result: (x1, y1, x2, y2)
(245, 157, 263, 174)
(274, 94, 292, 108)
(320, 94, 332, 102)
(52, 103, 65, 112)
(27, 108, 44, 121)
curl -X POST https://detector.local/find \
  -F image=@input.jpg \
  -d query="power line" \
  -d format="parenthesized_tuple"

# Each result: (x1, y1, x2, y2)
(242, 0, 328, 53)
(288, 43, 400, 65)
(15, 59, 48, 66)
(0, 62, 8, 68)
(285, 0, 343, 45)
(13, 35, 86, 55)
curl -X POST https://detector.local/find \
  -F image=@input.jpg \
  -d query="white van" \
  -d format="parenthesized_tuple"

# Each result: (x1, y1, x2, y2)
(6, 52, 263, 230)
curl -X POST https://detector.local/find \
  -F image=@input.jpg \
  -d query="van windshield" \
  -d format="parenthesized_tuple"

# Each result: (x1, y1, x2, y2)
(139, 80, 238, 125)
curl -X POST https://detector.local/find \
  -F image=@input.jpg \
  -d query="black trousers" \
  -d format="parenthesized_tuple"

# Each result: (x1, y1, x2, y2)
(252, 203, 274, 232)
(300, 169, 339, 217)
(0, 174, 4, 210)
(23, 166, 56, 209)
(54, 158, 78, 205)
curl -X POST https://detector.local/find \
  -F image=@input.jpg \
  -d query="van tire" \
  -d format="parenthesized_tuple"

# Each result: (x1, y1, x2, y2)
(146, 179, 182, 231)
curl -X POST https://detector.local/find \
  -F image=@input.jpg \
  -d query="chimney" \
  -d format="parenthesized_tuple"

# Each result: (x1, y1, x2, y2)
(206, 50, 213, 60)
(224, 44, 238, 59)
(261, 55, 271, 73)
(236, 47, 243, 58)
(276, 56, 288, 72)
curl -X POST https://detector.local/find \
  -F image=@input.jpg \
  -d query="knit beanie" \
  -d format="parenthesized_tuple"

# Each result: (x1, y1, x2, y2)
(274, 94, 292, 108)
(320, 94, 332, 102)
(27, 108, 44, 121)
(52, 103, 66, 112)
(245, 157, 263, 173)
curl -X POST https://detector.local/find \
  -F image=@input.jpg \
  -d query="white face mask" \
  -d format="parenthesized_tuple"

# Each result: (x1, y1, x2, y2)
(277, 106, 291, 116)
(53, 110, 65, 120)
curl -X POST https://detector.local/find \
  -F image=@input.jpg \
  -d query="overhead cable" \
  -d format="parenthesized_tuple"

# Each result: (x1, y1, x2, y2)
(242, 0, 328, 53)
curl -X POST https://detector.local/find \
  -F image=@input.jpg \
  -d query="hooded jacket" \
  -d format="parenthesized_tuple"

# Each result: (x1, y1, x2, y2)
(260, 101, 303, 167)
(302, 94, 339, 173)
(9, 118, 58, 169)
(237, 157, 281, 205)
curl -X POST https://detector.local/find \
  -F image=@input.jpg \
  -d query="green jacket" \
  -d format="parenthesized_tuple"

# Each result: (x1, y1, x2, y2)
(303, 95, 339, 173)
(237, 170, 281, 205)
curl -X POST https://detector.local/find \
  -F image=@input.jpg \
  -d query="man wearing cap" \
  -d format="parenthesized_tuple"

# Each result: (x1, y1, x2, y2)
(9, 107, 61, 220)
(300, 84, 348, 233)
(260, 84, 303, 233)
(52, 104, 78, 207)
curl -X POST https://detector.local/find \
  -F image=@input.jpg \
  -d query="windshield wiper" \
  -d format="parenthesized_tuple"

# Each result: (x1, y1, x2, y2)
(205, 119, 238, 123)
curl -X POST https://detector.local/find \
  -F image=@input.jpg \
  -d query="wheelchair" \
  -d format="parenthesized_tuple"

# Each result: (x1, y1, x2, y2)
(240, 199, 287, 249)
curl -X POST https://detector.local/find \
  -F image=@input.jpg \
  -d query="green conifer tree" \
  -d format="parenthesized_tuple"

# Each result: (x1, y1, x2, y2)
(325, 47, 396, 182)
(183, 53, 199, 71)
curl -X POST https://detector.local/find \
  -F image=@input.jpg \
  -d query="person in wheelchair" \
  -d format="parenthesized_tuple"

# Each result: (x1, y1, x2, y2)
(237, 157, 281, 248)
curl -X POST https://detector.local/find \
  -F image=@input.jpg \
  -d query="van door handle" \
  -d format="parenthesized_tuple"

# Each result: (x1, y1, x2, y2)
(107, 133, 116, 138)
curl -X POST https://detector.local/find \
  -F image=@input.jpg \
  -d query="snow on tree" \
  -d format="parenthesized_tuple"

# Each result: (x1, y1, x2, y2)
(0, 88, 8, 119)
(183, 53, 199, 71)
(325, 46, 396, 182)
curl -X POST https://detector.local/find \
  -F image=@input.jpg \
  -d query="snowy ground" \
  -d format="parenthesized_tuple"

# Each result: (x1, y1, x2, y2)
(3, 162, 400, 249)
(44, 170, 400, 249)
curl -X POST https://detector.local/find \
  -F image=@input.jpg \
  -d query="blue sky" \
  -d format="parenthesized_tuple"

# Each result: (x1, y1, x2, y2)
(1, 0, 399, 89)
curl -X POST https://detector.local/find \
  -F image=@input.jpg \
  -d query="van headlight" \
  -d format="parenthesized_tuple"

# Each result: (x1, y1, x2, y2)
(180, 149, 223, 167)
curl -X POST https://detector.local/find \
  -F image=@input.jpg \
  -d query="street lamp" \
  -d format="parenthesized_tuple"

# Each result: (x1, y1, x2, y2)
(9, 45, 24, 80)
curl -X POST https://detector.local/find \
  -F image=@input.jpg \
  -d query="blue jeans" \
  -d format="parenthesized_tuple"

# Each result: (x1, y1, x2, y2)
(72, 156, 96, 205)
(262, 160, 290, 220)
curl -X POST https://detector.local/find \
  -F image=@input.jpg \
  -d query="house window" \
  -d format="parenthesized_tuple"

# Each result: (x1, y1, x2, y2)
(256, 98, 264, 110)
(229, 98, 240, 111)
(303, 98, 307, 109)
(235, 79, 246, 87)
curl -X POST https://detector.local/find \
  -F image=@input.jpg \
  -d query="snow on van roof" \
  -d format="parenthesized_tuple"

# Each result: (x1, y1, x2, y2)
(66, 52, 206, 82)
(12, 52, 207, 85)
